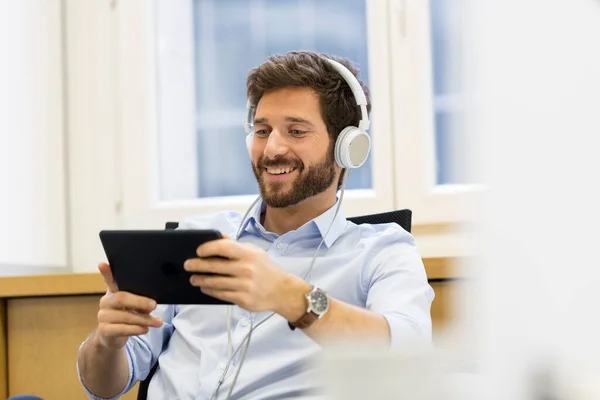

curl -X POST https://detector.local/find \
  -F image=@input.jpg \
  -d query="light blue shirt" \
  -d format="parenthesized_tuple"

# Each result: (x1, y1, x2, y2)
(79, 200, 434, 399)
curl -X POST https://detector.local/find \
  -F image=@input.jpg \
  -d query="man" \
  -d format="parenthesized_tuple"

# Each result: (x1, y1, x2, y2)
(77, 51, 434, 399)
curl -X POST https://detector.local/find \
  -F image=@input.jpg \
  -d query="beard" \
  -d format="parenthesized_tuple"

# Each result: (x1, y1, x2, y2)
(252, 148, 336, 208)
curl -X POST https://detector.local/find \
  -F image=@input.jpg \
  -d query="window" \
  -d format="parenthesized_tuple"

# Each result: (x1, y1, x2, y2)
(107, 0, 394, 235)
(157, 0, 373, 201)
(429, 0, 473, 185)
(65, 0, 475, 270)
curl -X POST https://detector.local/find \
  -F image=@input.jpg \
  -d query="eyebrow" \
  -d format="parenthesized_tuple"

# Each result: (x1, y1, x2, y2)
(254, 116, 316, 128)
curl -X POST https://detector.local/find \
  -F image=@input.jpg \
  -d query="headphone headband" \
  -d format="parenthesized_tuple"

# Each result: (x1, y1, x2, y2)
(323, 59, 370, 131)
(245, 58, 370, 134)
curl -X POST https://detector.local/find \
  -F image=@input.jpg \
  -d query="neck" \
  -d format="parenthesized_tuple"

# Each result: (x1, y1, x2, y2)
(262, 187, 338, 236)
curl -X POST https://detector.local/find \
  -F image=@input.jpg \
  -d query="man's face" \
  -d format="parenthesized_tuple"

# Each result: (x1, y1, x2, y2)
(250, 87, 339, 208)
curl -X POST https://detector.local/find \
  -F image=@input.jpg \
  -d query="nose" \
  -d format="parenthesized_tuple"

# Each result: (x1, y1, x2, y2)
(263, 129, 289, 159)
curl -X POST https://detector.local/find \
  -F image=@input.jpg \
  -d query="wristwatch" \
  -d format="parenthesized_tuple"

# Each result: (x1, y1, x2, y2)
(288, 286, 330, 330)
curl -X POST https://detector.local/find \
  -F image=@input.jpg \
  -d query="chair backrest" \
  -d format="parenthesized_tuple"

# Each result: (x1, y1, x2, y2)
(164, 209, 412, 233)
(347, 209, 411, 232)
(136, 209, 411, 400)
(165, 221, 179, 230)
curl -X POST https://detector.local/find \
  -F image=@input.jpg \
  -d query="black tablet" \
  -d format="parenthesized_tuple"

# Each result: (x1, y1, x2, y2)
(99, 229, 230, 305)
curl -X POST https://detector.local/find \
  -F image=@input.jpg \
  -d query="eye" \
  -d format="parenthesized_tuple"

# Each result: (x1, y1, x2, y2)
(254, 129, 269, 137)
(290, 129, 306, 137)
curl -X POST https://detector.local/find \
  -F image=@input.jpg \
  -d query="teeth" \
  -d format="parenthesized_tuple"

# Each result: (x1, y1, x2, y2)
(267, 167, 296, 174)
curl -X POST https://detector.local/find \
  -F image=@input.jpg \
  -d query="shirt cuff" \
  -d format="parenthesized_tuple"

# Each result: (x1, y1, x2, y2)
(382, 312, 433, 350)
(76, 338, 135, 400)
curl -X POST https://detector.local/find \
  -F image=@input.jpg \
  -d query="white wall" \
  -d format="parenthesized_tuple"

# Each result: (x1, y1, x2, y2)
(64, 0, 120, 274)
(0, 0, 67, 269)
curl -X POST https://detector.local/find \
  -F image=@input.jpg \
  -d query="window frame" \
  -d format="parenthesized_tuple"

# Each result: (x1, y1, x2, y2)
(388, 0, 482, 226)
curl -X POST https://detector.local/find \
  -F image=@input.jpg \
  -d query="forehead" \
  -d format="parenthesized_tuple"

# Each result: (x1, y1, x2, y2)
(255, 87, 322, 119)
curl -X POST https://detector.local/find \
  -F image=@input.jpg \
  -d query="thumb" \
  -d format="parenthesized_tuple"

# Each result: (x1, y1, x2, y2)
(98, 262, 119, 293)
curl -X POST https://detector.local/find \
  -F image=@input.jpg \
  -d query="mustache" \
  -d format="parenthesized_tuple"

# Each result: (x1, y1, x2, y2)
(258, 157, 301, 169)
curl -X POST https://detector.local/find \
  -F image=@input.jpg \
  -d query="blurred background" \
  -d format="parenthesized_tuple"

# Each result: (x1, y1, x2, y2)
(0, 0, 599, 399)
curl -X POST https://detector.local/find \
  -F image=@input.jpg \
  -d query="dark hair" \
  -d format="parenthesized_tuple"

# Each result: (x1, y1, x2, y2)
(246, 51, 372, 188)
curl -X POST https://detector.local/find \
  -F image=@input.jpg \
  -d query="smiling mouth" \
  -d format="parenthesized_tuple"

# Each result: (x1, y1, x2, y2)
(265, 167, 297, 175)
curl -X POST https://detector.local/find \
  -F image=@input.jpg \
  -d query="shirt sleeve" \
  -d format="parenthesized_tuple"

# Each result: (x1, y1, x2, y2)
(77, 304, 176, 399)
(362, 227, 435, 349)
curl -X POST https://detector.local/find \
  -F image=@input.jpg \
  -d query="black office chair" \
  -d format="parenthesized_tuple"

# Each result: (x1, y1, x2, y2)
(136, 209, 412, 400)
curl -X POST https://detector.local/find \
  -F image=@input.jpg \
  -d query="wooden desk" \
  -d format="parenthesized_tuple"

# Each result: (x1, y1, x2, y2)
(0, 257, 464, 400)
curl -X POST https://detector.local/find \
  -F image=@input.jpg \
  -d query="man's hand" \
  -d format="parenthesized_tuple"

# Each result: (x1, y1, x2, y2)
(94, 263, 163, 350)
(184, 238, 310, 316)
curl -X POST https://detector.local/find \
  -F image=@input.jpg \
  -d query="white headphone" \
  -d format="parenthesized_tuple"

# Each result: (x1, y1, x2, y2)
(244, 58, 371, 169)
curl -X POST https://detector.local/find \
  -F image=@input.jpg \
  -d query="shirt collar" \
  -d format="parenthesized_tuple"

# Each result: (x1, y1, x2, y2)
(236, 198, 347, 248)
(235, 198, 267, 240)
(311, 199, 347, 248)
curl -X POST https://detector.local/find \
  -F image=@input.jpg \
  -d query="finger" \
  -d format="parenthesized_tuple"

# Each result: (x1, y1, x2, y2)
(189, 274, 244, 291)
(184, 257, 238, 275)
(98, 309, 163, 328)
(98, 262, 119, 293)
(98, 323, 150, 338)
(101, 291, 157, 313)
(196, 238, 248, 260)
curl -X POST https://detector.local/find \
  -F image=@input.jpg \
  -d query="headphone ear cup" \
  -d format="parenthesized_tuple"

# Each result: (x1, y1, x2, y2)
(246, 133, 254, 157)
(334, 126, 371, 169)
(246, 133, 254, 158)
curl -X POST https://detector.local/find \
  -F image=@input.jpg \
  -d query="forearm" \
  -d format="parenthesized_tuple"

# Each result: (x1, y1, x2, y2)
(276, 276, 390, 345)
(305, 298, 390, 344)
(78, 330, 130, 399)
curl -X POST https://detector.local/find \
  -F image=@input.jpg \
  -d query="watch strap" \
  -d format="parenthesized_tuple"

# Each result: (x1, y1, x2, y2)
(288, 311, 318, 331)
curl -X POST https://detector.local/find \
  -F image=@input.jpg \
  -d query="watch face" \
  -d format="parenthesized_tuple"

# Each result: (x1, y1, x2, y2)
(309, 290, 329, 314)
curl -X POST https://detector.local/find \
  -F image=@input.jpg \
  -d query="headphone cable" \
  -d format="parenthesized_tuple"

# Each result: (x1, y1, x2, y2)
(214, 169, 350, 400)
